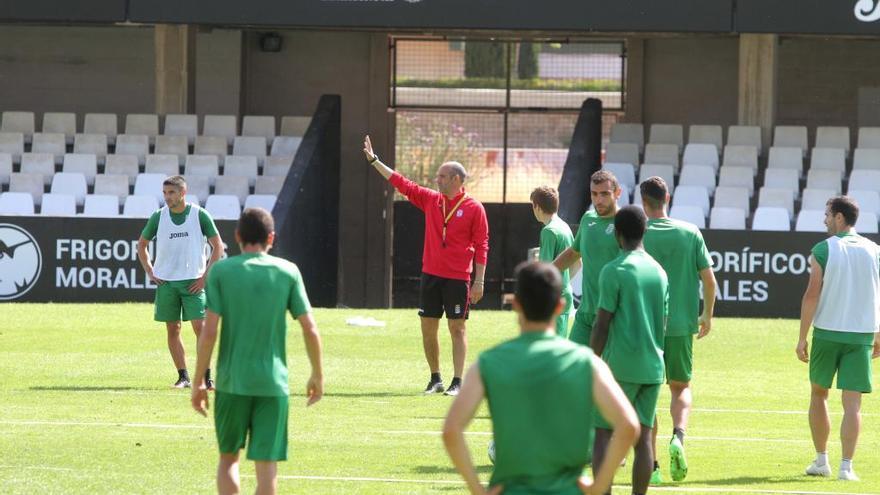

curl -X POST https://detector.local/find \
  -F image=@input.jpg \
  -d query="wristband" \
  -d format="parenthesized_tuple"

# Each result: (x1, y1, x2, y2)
(369, 154, 379, 164)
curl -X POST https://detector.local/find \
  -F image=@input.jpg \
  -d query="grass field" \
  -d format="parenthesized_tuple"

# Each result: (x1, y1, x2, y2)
(2, 304, 880, 495)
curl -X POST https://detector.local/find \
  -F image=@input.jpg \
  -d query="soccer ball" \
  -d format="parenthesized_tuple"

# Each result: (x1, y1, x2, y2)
(487, 439, 496, 464)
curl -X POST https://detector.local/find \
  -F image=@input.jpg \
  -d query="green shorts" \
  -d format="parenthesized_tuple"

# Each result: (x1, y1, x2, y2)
(809, 336, 873, 393)
(153, 279, 206, 322)
(595, 381, 660, 429)
(569, 311, 594, 347)
(664, 335, 694, 383)
(214, 391, 289, 461)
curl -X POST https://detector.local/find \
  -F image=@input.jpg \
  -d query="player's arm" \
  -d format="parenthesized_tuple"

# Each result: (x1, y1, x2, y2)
(581, 358, 640, 495)
(797, 255, 823, 363)
(590, 309, 613, 356)
(697, 267, 717, 339)
(570, 258, 582, 279)
(298, 312, 324, 406)
(363, 135, 394, 180)
(136, 236, 162, 285)
(189, 235, 225, 294)
(191, 309, 219, 416)
(553, 247, 581, 272)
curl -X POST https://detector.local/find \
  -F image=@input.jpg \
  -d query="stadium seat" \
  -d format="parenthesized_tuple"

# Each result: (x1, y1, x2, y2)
(0, 132, 24, 164)
(263, 156, 293, 177)
(773, 125, 808, 157)
(194, 136, 229, 162)
(848, 189, 880, 216)
(758, 187, 795, 219)
(722, 145, 758, 174)
(669, 205, 705, 228)
(848, 169, 880, 194)
(104, 155, 140, 186)
(154, 135, 188, 165)
(0, 153, 11, 186)
(644, 144, 679, 168)
(42, 112, 76, 145)
(244, 194, 277, 212)
(82, 194, 120, 218)
(163, 114, 199, 146)
(186, 194, 201, 207)
(649, 124, 684, 152)
(617, 184, 631, 207)
(856, 212, 879, 234)
(205, 194, 241, 220)
(609, 123, 644, 153)
(255, 176, 283, 195)
(62, 154, 98, 187)
(0, 191, 35, 215)
(602, 163, 635, 191)
(682, 144, 719, 171)
(816, 127, 851, 157)
(767, 147, 804, 176)
(751, 207, 791, 231)
(1, 111, 35, 144)
(687, 125, 723, 152)
(672, 185, 710, 217)
(763, 168, 799, 198)
(805, 169, 842, 195)
(134, 173, 166, 204)
(242, 116, 276, 142)
(124, 114, 159, 146)
(718, 167, 754, 196)
(714, 187, 750, 216)
(123, 194, 159, 218)
(214, 176, 250, 204)
(710, 207, 746, 230)
(185, 175, 211, 205)
(83, 113, 118, 146)
(678, 165, 716, 195)
(637, 164, 674, 190)
(280, 116, 311, 137)
(632, 185, 674, 206)
(810, 147, 846, 174)
(40, 193, 76, 216)
(31, 133, 66, 164)
(795, 210, 826, 232)
(51, 172, 87, 207)
(801, 188, 836, 211)
(858, 127, 880, 149)
(184, 155, 220, 185)
(203, 115, 237, 146)
(224, 155, 259, 187)
(115, 134, 150, 165)
(233, 137, 268, 167)
(94, 174, 130, 205)
(853, 148, 880, 170)
(9, 173, 44, 206)
(605, 143, 639, 166)
(73, 134, 107, 165)
(270, 136, 302, 158)
(21, 153, 56, 186)
(728, 125, 763, 155)
(145, 155, 180, 178)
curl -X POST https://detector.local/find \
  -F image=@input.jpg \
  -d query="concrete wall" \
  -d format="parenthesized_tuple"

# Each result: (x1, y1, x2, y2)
(195, 28, 242, 117)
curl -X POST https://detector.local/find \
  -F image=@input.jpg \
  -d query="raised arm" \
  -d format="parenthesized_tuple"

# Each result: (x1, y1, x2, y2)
(363, 135, 394, 180)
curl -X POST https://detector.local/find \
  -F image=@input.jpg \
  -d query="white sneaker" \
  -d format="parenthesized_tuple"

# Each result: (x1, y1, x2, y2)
(805, 461, 831, 477)
(838, 468, 859, 481)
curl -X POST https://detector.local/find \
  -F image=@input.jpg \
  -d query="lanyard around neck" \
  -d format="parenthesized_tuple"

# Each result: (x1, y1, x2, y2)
(442, 194, 468, 247)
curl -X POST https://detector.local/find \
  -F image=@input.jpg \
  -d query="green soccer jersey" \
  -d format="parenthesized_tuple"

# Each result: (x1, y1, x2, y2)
(140, 203, 219, 240)
(479, 332, 595, 494)
(539, 215, 575, 312)
(598, 250, 668, 384)
(643, 217, 712, 337)
(572, 210, 620, 319)
(205, 252, 312, 397)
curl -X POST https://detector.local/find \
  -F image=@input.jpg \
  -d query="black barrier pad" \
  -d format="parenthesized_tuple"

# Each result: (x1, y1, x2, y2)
(0, 0, 126, 22)
(736, 0, 880, 35)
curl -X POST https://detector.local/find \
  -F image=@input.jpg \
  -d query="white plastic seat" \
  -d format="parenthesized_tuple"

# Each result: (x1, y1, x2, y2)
(104, 155, 140, 186)
(682, 144, 719, 171)
(50, 172, 87, 206)
(617, 184, 631, 206)
(224, 156, 259, 187)
(84, 113, 118, 146)
(767, 147, 804, 176)
(214, 176, 250, 204)
(1, 111, 35, 143)
(644, 144, 679, 168)
(713, 187, 750, 217)
(205, 194, 241, 220)
(609, 123, 644, 153)
(649, 124, 684, 152)
(145, 155, 180, 178)
(263, 156, 293, 177)
(242, 116, 276, 142)
(752, 207, 791, 231)
(62, 154, 98, 187)
(134, 173, 167, 204)
(806, 169, 842, 195)
(0, 153, 11, 186)
(270, 136, 302, 158)
(0, 132, 24, 164)
(602, 163, 635, 191)
(94, 175, 130, 205)
(710, 207, 746, 230)
(154, 135, 188, 165)
(848, 170, 880, 194)
(124, 114, 159, 146)
(728, 126, 763, 156)
(718, 167, 754, 197)
(605, 143, 639, 166)
(184, 155, 220, 185)
(9, 173, 44, 206)
(678, 165, 716, 195)
(123, 194, 159, 218)
(801, 188, 836, 211)
(233, 137, 267, 167)
(758, 187, 795, 219)
(244, 194, 277, 212)
(255, 176, 283, 195)
(40, 193, 76, 216)
(185, 176, 211, 205)
(115, 134, 149, 165)
(774, 125, 808, 157)
(21, 153, 56, 186)
(810, 147, 846, 173)
(194, 135, 228, 162)
(73, 134, 108, 165)
(816, 127, 851, 158)
(163, 114, 198, 146)
(669, 205, 705, 228)
(42, 112, 76, 145)
(763, 168, 800, 198)
(638, 164, 675, 191)
(31, 133, 66, 164)
(796, 209, 827, 232)
(672, 185, 710, 217)
(82, 195, 120, 217)
(203, 115, 237, 146)
(280, 116, 311, 137)
(848, 190, 880, 216)
(853, 148, 880, 170)
(0, 192, 35, 215)
(856, 212, 880, 234)
(688, 125, 723, 152)
(722, 145, 759, 174)
(858, 127, 880, 150)
(186, 194, 201, 207)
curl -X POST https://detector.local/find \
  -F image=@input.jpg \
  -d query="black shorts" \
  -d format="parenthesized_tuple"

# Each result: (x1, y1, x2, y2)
(419, 273, 470, 320)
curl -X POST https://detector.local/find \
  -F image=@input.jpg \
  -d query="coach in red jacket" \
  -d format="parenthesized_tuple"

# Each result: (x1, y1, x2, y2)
(364, 135, 489, 397)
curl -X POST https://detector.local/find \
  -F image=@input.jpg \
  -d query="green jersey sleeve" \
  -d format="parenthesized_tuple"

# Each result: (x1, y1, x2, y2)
(694, 231, 712, 271)
(205, 264, 224, 316)
(538, 227, 557, 262)
(597, 264, 619, 314)
(811, 240, 829, 271)
(198, 208, 220, 238)
(288, 265, 312, 318)
(140, 210, 161, 240)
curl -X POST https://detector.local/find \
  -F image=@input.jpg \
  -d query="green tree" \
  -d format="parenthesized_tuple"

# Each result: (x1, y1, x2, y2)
(517, 42, 538, 80)
(464, 42, 505, 79)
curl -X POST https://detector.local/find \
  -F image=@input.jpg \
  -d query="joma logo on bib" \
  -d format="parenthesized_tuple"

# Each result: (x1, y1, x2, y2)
(169, 232, 190, 239)
(855, 0, 880, 22)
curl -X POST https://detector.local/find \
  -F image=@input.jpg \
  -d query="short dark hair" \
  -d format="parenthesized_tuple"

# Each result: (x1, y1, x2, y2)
(514, 261, 562, 322)
(163, 175, 186, 188)
(237, 207, 275, 245)
(591, 169, 620, 192)
(614, 205, 648, 244)
(827, 196, 859, 226)
(639, 176, 668, 209)
(530, 186, 559, 214)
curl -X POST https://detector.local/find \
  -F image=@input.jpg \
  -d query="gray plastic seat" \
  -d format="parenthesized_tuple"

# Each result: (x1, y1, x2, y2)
(757, 187, 794, 219)
(643, 144, 679, 168)
(0, 191, 35, 215)
(203, 115, 237, 146)
(853, 148, 880, 170)
(115, 134, 150, 165)
(244, 194, 277, 212)
(154, 135, 189, 165)
(801, 188, 836, 211)
(40, 193, 76, 216)
(722, 145, 758, 174)
(805, 169, 842, 195)
(671, 185, 710, 217)
(728, 126, 762, 155)
(682, 144, 719, 171)
(42, 112, 76, 145)
(767, 146, 804, 177)
(124, 114, 159, 146)
(163, 114, 198, 146)
(773, 125, 808, 157)
(62, 153, 98, 187)
(796, 209, 826, 232)
(184, 155, 220, 185)
(678, 165, 716, 195)
(104, 155, 140, 186)
(134, 173, 167, 204)
(0, 132, 25, 164)
(232, 137, 267, 167)
(688, 125, 723, 151)
(605, 143, 639, 166)
(50, 172, 88, 206)
(224, 155, 259, 187)
(1, 111, 35, 144)
(185, 175, 211, 205)
(123, 194, 159, 218)
(649, 124, 684, 152)
(848, 189, 880, 216)
(0, 153, 11, 186)
(242, 116, 276, 142)
(718, 167, 754, 197)
(810, 147, 846, 173)
(816, 127, 850, 158)
(9, 173, 45, 206)
(255, 176, 283, 195)
(280, 116, 311, 137)
(94, 174, 131, 205)
(145, 155, 180, 178)
(668, 205, 705, 228)
(270, 136, 301, 157)
(610, 123, 645, 154)
(710, 207, 746, 230)
(194, 135, 228, 162)
(713, 186, 750, 215)
(82, 194, 120, 217)
(205, 194, 241, 220)
(83, 113, 118, 146)
(31, 133, 66, 164)
(214, 176, 250, 204)
(21, 153, 56, 186)
(751, 207, 791, 231)
(73, 134, 108, 165)
(602, 163, 635, 191)
(263, 156, 293, 177)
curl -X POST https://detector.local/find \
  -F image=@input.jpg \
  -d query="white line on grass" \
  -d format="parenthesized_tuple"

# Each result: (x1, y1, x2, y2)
(692, 408, 876, 417)
(0, 465, 75, 472)
(0, 420, 211, 430)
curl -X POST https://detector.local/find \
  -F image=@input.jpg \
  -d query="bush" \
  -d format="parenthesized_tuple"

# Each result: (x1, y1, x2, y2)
(464, 42, 506, 79)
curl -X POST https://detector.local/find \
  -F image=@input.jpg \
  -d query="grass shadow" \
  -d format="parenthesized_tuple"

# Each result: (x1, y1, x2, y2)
(29, 386, 151, 392)
(412, 465, 493, 475)
(697, 474, 823, 486)
(323, 392, 417, 398)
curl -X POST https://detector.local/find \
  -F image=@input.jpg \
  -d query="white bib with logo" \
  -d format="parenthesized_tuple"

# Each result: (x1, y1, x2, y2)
(814, 235, 880, 333)
(153, 204, 208, 281)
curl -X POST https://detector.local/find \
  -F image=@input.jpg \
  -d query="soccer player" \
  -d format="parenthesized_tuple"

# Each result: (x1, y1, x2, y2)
(553, 170, 622, 347)
(591, 205, 668, 495)
(191, 207, 324, 495)
(640, 177, 717, 484)
(137, 175, 224, 388)
(798, 196, 880, 482)
(531, 186, 581, 336)
(443, 261, 640, 495)
(363, 135, 489, 396)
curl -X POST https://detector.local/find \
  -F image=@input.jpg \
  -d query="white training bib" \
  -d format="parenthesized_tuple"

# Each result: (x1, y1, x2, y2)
(152, 204, 208, 281)
(814, 234, 880, 333)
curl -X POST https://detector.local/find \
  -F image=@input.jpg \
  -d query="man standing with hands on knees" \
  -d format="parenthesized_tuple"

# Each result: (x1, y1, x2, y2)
(363, 135, 489, 396)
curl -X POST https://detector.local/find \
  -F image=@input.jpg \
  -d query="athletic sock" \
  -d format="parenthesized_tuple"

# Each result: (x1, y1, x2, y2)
(840, 458, 852, 471)
(205, 368, 212, 381)
(815, 452, 828, 466)
(653, 460, 660, 470)
(178, 369, 189, 381)
(673, 427, 685, 444)
(430, 372, 442, 383)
